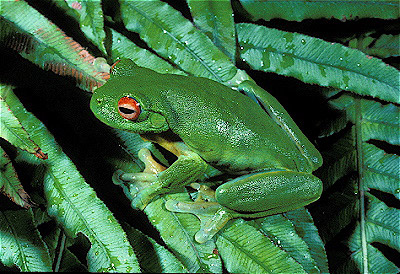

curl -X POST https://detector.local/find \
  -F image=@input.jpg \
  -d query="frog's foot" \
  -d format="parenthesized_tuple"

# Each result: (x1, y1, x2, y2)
(165, 183, 233, 243)
(113, 148, 167, 210)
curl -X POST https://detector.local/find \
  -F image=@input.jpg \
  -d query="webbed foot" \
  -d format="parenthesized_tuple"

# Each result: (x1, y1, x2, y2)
(113, 148, 166, 210)
(165, 183, 233, 243)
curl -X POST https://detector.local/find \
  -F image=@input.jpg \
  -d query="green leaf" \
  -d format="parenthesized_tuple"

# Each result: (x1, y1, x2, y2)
(284, 208, 329, 273)
(349, 194, 400, 273)
(362, 141, 400, 199)
(118, 0, 237, 82)
(0, 146, 34, 208)
(0, 0, 108, 91)
(187, 0, 236, 62)
(144, 193, 222, 273)
(109, 28, 185, 75)
(0, 210, 52, 272)
(314, 93, 400, 273)
(4, 87, 140, 272)
(330, 95, 400, 145)
(239, 0, 400, 21)
(215, 208, 328, 273)
(348, 33, 400, 58)
(254, 211, 324, 273)
(123, 223, 188, 273)
(0, 85, 45, 158)
(237, 23, 400, 104)
(216, 219, 307, 273)
(53, 0, 106, 54)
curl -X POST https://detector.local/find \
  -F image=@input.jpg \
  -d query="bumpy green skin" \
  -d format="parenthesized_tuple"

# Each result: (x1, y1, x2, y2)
(90, 59, 323, 242)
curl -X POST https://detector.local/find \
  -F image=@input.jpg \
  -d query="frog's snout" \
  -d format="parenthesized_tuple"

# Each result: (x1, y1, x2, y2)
(94, 97, 103, 104)
(89, 93, 103, 115)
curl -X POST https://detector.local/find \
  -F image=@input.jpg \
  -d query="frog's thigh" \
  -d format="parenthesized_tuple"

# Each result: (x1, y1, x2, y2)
(216, 170, 322, 214)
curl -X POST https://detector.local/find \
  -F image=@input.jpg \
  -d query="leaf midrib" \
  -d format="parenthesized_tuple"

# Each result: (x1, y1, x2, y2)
(218, 228, 306, 273)
(47, 165, 115, 271)
(354, 98, 369, 273)
(1, 99, 37, 152)
(1, 211, 29, 271)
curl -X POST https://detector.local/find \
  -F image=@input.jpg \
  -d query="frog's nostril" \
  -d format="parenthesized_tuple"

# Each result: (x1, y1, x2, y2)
(96, 98, 103, 104)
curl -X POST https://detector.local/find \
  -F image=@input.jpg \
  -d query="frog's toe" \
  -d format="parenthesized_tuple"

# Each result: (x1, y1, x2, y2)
(166, 199, 232, 243)
(165, 199, 220, 214)
(165, 183, 234, 243)
(113, 170, 158, 194)
(112, 170, 126, 185)
(112, 168, 163, 210)
(130, 182, 165, 210)
(118, 171, 158, 184)
(130, 192, 151, 210)
(194, 209, 232, 243)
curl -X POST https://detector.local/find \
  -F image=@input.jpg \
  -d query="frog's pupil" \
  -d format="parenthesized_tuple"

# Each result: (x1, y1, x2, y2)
(119, 106, 135, 114)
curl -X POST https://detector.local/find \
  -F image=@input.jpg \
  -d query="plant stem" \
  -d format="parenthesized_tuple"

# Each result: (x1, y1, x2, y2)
(355, 98, 368, 274)
(54, 232, 66, 272)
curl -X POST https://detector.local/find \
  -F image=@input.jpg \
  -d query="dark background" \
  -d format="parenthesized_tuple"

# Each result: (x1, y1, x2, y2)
(1, 0, 399, 272)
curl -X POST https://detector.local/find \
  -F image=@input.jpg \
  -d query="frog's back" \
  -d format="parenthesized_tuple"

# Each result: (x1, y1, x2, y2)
(144, 73, 314, 173)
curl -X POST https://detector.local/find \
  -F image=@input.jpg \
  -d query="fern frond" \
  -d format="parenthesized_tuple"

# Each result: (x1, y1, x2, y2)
(0, 1, 108, 91)
(239, 0, 400, 21)
(315, 93, 400, 273)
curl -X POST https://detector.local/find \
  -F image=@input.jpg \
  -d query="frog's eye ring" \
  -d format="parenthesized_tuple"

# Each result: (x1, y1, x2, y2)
(118, 96, 141, 120)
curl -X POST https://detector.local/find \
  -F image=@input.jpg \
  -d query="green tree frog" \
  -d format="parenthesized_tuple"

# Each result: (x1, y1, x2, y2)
(90, 59, 323, 243)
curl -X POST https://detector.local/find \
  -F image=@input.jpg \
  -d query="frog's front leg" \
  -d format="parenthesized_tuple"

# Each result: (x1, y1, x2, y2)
(166, 170, 322, 243)
(114, 144, 208, 210)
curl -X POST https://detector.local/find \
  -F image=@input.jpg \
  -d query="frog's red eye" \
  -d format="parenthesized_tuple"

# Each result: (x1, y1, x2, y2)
(118, 96, 140, 120)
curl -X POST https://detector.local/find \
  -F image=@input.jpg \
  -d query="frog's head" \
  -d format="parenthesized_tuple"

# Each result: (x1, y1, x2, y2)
(90, 59, 169, 134)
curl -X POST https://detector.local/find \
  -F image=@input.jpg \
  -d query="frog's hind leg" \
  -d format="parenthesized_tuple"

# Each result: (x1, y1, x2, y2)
(166, 170, 322, 243)
(215, 170, 323, 215)
(239, 81, 323, 171)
